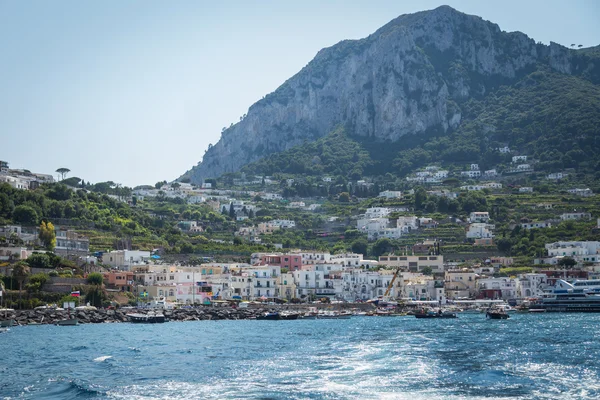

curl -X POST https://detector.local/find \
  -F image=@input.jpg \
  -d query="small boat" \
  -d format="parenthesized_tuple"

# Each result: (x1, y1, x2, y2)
(56, 318, 78, 326)
(414, 308, 457, 319)
(0, 319, 14, 328)
(0, 327, 9, 333)
(486, 307, 510, 320)
(279, 312, 299, 320)
(127, 312, 167, 323)
(256, 312, 280, 320)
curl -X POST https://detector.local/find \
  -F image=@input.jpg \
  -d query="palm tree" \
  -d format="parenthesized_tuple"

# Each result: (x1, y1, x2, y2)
(11, 262, 30, 309)
(56, 167, 70, 181)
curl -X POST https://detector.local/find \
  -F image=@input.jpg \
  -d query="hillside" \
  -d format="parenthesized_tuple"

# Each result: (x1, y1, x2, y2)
(240, 70, 600, 180)
(179, 5, 600, 184)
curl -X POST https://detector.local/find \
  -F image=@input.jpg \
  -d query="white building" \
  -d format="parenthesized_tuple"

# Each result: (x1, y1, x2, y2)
(568, 188, 593, 197)
(516, 274, 548, 298)
(378, 190, 402, 199)
(512, 155, 527, 163)
(547, 172, 566, 180)
(520, 221, 552, 230)
(364, 207, 391, 219)
(466, 223, 494, 239)
(560, 212, 591, 221)
(102, 250, 151, 269)
(460, 170, 481, 178)
(469, 212, 490, 223)
(545, 241, 600, 257)
(519, 187, 533, 193)
(262, 193, 283, 201)
(477, 277, 516, 300)
(270, 219, 296, 228)
(378, 255, 444, 274)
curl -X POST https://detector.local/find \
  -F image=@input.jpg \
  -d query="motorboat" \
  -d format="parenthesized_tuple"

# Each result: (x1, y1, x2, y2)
(0, 319, 14, 328)
(127, 311, 167, 323)
(56, 307, 78, 326)
(279, 312, 299, 320)
(256, 312, 280, 320)
(414, 309, 457, 319)
(56, 318, 79, 326)
(486, 307, 509, 320)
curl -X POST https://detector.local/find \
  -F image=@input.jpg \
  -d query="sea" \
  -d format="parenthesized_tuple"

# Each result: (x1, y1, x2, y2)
(1, 313, 599, 400)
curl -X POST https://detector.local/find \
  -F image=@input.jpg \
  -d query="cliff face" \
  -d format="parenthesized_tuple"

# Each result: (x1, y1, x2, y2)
(180, 5, 596, 183)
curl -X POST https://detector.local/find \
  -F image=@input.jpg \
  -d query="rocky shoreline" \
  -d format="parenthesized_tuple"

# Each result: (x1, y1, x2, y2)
(0, 303, 377, 325)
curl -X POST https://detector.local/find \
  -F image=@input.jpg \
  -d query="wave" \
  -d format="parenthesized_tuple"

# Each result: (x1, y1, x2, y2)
(93, 355, 113, 362)
(32, 379, 105, 399)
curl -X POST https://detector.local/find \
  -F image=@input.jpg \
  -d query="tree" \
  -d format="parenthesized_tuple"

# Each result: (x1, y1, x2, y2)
(12, 205, 39, 225)
(421, 266, 433, 276)
(86, 272, 104, 286)
(26, 253, 52, 269)
(39, 221, 56, 251)
(414, 187, 427, 210)
(496, 238, 513, 254)
(338, 192, 350, 202)
(351, 239, 368, 257)
(372, 238, 393, 258)
(558, 257, 577, 269)
(11, 261, 30, 309)
(56, 168, 70, 181)
(172, 182, 181, 190)
(229, 203, 235, 219)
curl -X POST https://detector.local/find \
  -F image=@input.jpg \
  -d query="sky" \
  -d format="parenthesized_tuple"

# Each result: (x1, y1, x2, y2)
(1, 0, 598, 187)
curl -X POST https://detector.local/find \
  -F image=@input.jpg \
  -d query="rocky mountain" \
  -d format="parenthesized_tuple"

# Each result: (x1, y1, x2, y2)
(179, 5, 599, 184)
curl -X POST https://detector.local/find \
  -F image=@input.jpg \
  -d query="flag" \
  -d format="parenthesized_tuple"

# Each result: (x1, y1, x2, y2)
(71, 291, 80, 297)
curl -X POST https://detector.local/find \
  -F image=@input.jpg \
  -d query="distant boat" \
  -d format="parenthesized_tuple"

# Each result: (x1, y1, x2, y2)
(0, 327, 9, 333)
(415, 309, 457, 319)
(486, 307, 509, 320)
(256, 312, 280, 320)
(0, 319, 14, 328)
(56, 306, 78, 326)
(56, 318, 78, 326)
(127, 312, 167, 323)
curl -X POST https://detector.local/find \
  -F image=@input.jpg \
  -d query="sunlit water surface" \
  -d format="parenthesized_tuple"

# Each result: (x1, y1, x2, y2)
(1, 313, 599, 399)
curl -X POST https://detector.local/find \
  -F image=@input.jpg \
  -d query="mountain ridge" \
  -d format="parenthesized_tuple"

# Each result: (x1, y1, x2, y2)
(179, 5, 599, 184)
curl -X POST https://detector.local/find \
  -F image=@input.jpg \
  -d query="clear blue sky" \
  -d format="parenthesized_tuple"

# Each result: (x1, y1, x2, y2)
(1, 0, 598, 187)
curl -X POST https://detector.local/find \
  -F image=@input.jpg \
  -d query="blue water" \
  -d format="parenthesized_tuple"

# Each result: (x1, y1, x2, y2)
(1, 313, 599, 399)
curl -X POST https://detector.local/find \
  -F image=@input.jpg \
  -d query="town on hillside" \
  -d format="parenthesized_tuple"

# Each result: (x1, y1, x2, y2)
(0, 158, 599, 309)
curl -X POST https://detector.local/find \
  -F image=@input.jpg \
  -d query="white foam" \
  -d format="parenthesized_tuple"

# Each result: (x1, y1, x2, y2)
(93, 355, 113, 362)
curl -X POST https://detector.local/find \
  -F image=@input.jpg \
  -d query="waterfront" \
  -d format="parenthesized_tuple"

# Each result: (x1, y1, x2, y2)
(1, 313, 599, 399)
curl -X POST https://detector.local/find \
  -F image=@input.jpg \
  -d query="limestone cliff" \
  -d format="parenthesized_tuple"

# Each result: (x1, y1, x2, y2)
(180, 5, 598, 183)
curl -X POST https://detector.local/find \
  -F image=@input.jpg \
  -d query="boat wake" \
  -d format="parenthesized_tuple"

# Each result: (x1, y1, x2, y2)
(93, 356, 113, 362)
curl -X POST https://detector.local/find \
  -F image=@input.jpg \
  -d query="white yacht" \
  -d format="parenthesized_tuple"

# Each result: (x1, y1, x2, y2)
(539, 279, 600, 312)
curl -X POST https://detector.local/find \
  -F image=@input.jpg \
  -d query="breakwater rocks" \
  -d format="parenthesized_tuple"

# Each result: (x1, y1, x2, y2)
(0, 303, 376, 325)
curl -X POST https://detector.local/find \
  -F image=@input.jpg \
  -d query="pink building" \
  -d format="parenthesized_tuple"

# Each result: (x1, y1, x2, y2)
(103, 271, 135, 291)
(259, 254, 303, 271)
